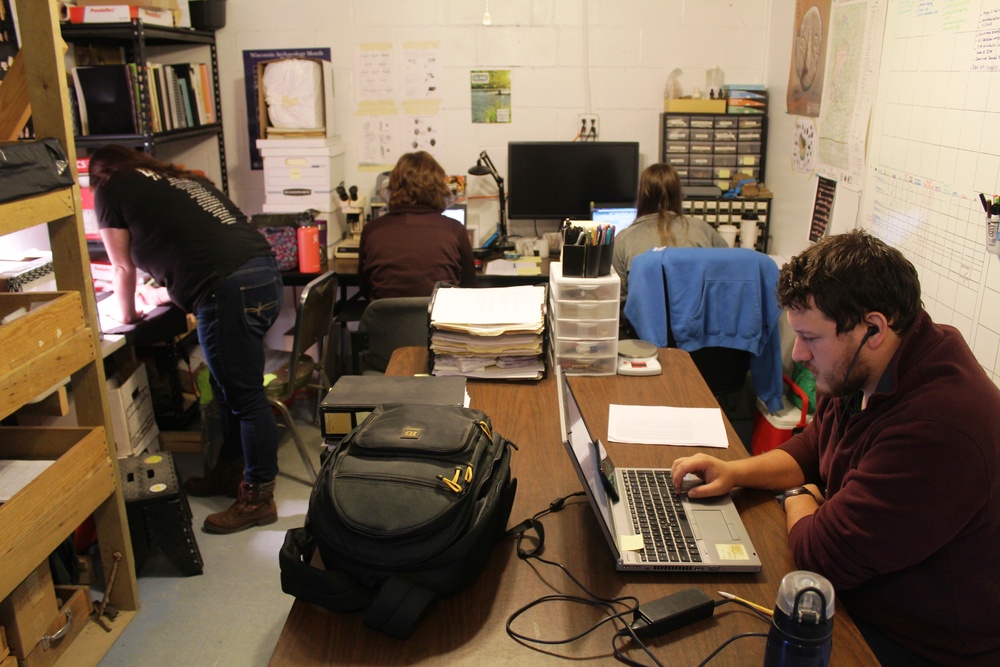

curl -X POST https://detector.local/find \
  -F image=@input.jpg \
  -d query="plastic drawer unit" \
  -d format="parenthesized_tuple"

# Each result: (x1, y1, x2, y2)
(548, 262, 620, 375)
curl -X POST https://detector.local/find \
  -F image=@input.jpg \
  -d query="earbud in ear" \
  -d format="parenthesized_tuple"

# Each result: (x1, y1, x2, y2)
(866, 324, 879, 338)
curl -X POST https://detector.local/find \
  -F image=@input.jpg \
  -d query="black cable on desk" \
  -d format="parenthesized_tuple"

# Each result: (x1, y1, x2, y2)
(504, 493, 664, 667)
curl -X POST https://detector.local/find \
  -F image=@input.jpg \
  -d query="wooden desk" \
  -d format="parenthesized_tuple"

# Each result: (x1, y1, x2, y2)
(270, 347, 876, 666)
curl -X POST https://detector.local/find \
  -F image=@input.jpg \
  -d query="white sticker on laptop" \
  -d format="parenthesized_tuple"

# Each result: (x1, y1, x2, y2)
(716, 544, 750, 560)
(620, 534, 645, 552)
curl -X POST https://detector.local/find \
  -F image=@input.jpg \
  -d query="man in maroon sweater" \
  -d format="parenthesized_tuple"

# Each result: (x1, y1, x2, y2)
(672, 230, 1000, 666)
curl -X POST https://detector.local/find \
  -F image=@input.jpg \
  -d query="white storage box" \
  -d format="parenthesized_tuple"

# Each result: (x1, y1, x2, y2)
(106, 362, 160, 458)
(258, 138, 346, 208)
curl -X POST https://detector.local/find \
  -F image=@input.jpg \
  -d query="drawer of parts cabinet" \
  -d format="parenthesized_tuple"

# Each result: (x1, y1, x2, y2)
(552, 336, 618, 357)
(555, 353, 617, 376)
(550, 298, 619, 321)
(550, 318, 619, 339)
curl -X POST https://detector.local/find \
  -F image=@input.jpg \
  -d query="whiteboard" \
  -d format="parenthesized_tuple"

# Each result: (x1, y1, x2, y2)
(860, 0, 1000, 385)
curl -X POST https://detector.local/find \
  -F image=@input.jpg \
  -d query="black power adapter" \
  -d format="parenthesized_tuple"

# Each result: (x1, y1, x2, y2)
(629, 588, 716, 638)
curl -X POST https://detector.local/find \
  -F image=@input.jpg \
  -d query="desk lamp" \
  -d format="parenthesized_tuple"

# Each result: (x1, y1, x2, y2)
(468, 150, 513, 252)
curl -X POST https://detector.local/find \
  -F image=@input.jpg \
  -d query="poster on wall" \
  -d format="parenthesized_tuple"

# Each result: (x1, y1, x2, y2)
(354, 41, 444, 172)
(810, 176, 837, 242)
(242, 47, 332, 170)
(787, 0, 831, 117)
(471, 70, 511, 123)
(793, 117, 816, 174)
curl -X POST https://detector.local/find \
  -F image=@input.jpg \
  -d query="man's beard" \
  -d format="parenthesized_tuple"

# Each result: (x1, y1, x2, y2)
(812, 354, 871, 398)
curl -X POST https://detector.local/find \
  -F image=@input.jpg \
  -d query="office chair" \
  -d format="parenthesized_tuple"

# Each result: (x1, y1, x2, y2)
(351, 296, 432, 374)
(264, 270, 337, 483)
(623, 247, 783, 415)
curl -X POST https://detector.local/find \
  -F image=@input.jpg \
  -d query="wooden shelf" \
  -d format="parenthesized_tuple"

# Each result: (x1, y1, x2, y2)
(1, 1, 139, 663)
(0, 188, 76, 237)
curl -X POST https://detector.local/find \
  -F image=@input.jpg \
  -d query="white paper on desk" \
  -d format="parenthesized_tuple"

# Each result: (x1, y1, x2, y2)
(0, 460, 55, 503)
(607, 404, 729, 448)
(431, 285, 545, 326)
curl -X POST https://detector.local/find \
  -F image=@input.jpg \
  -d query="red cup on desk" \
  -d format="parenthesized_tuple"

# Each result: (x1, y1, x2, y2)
(297, 224, 322, 273)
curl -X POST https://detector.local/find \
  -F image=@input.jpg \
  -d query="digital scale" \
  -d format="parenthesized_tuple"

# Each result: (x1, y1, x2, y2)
(617, 339, 662, 376)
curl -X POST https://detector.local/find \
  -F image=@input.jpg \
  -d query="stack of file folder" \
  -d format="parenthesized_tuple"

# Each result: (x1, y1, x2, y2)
(429, 285, 547, 380)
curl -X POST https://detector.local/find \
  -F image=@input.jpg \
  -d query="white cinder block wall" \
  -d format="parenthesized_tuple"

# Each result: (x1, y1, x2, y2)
(212, 0, 794, 245)
(4, 0, 822, 285)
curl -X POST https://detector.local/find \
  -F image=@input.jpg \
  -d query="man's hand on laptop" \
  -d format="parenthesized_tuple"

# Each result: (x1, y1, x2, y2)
(671, 454, 737, 499)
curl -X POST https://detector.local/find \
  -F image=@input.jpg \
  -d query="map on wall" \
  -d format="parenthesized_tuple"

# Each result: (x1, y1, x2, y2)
(815, 0, 886, 189)
(860, 0, 1000, 386)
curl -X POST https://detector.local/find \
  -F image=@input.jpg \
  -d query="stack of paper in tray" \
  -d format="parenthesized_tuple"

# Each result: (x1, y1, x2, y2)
(430, 285, 546, 380)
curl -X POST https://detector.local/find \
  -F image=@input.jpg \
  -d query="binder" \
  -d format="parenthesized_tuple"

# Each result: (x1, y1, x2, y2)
(72, 65, 137, 135)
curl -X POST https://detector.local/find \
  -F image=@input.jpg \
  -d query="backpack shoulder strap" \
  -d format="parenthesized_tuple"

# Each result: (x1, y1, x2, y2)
(363, 575, 437, 640)
(280, 528, 436, 639)
(279, 527, 374, 612)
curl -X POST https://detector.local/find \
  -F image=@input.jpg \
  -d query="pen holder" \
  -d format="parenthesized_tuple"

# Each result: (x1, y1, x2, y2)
(562, 244, 587, 277)
(563, 243, 614, 278)
(597, 242, 614, 277)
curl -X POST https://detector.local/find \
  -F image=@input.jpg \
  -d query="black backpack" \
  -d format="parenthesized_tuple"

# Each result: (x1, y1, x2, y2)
(279, 403, 517, 639)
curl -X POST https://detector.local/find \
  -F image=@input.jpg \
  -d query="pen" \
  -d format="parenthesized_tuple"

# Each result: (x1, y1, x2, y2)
(717, 591, 774, 617)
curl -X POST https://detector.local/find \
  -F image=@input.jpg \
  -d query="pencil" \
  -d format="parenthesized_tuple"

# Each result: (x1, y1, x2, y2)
(718, 590, 774, 617)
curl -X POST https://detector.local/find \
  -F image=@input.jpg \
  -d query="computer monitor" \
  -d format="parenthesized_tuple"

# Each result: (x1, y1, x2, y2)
(590, 202, 638, 233)
(507, 141, 640, 220)
(443, 204, 467, 226)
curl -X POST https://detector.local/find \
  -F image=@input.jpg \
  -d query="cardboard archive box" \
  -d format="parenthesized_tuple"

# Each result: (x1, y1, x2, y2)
(0, 561, 58, 660)
(106, 361, 161, 458)
(257, 137, 346, 208)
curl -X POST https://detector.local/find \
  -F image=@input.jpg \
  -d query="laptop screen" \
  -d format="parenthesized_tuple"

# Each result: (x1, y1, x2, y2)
(557, 367, 618, 542)
(590, 202, 638, 233)
(443, 204, 467, 226)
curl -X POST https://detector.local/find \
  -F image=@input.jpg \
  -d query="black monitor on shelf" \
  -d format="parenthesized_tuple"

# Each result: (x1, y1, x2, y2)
(507, 141, 639, 220)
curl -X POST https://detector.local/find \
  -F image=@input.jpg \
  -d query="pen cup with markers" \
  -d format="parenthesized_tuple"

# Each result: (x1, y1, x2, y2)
(562, 244, 587, 277)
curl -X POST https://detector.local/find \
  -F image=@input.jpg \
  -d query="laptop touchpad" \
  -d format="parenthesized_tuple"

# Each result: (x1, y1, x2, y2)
(691, 510, 732, 541)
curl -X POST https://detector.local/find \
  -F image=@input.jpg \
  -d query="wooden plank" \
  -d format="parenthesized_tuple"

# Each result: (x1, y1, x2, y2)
(0, 190, 76, 237)
(0, 292, 86, 372)
(0, 328, 95, 422)
(0, 428, 113, 599)
(0, 50, 31, 140)
(14, 386, 70, 418)
(158, 431, 203, 454)
(52, 610, 135, 667)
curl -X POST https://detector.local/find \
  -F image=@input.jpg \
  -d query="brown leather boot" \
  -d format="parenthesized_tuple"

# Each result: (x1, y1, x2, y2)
(184, 457, 245, 499)
(203, 480, 277, 534)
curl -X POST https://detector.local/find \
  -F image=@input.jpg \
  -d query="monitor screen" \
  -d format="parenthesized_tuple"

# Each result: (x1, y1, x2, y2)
(507, 142, 640, 220)
(590, 203, 638, 233)
(443, 204, 467, 226)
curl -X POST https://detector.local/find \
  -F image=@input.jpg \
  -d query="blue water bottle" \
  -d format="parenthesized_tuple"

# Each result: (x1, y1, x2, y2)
(763, 570, 835, 667)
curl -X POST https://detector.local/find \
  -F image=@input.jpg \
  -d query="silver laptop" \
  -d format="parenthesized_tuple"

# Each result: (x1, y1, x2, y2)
(556, 366, 762, 573)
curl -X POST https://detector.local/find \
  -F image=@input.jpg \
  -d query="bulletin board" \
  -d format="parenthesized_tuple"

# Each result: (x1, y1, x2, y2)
(859, 0, 1000, 385)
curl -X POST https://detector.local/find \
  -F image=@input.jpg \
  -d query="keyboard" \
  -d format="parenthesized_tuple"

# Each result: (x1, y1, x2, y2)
(623, 469, 701, 564)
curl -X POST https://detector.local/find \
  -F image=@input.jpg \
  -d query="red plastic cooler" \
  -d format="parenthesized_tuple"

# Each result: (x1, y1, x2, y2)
(751, 375, 811, 455)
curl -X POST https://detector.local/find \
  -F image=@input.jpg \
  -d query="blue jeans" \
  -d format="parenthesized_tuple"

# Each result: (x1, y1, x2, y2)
(197, 256, 283, 484)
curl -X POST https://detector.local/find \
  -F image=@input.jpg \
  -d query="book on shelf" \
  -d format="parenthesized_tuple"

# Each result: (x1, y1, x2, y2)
(72, 64, 138, 135)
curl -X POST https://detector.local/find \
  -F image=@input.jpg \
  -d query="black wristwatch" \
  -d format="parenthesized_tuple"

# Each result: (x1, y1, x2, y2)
(779, 486, 817, 510)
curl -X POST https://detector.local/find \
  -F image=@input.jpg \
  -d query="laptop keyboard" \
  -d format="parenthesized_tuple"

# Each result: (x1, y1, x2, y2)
(623, 470, 701, 564)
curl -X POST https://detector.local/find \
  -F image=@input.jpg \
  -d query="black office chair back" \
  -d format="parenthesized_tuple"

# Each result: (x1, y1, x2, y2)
(355, 296, 432, 374)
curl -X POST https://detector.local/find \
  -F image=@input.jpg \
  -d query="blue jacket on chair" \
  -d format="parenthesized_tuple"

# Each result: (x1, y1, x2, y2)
(623, 247, 784, 413)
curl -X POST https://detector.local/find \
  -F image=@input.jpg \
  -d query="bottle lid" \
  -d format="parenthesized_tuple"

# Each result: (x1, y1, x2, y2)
(774, 570, 835, 622)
